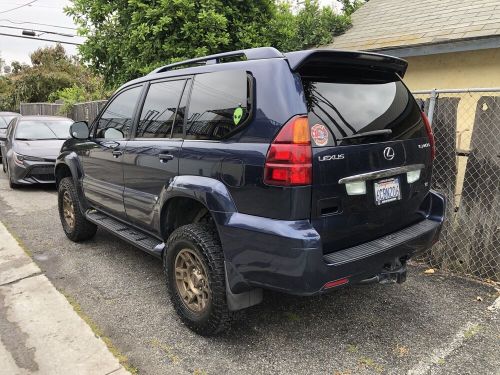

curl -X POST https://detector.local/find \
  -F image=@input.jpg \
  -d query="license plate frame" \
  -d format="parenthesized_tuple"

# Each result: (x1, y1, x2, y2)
(374, 177, 401, 205)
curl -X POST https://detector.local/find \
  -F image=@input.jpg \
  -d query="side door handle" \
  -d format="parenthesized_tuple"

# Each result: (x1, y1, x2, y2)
(158, 153, 174, 162)
(112, 150, 123, 158)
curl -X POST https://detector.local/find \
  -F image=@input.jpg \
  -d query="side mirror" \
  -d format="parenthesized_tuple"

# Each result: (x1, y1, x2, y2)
(70, 121, 90, 139)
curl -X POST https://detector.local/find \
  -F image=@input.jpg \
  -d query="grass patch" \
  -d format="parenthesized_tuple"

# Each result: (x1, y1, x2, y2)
(63, 292, 138, 374)
(346, 344, 358, 353)
(283, 311, 300, 322)
(359, 356, 384, 373)
(463, 324, 482, 340)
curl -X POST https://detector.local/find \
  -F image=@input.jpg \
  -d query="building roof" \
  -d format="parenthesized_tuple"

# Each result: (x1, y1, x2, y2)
(329, 0, 500, 56)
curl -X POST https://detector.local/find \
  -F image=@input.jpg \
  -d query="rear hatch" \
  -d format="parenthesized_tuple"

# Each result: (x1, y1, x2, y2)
(287, 50, 433, 254)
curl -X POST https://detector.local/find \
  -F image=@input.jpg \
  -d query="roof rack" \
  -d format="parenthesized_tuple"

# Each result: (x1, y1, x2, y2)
(149, 47, 284, 74)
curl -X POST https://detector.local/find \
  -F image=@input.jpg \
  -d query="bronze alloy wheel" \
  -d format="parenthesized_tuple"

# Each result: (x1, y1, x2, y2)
(174, 248, 211, 314)
(62, 190, 75, 229)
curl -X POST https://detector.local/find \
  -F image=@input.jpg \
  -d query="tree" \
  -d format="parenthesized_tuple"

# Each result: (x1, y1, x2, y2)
(66, 0, 360, 87)
(0, 44, 106, 112)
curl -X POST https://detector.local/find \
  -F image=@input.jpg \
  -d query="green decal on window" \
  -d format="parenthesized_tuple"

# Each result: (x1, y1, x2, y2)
(233, 107, 243, 125)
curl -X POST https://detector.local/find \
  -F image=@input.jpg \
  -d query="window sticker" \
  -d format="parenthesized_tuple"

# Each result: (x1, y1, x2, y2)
(233, 106, 244, 125)
(311, 123, 329, 146)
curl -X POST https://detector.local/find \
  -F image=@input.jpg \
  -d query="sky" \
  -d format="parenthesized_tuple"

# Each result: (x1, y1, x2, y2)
(0, 0, 85, 66)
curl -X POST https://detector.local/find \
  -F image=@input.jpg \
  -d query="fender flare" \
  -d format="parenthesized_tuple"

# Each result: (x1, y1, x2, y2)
(55, 151, 89, 213)
(158, 175, 237, 223)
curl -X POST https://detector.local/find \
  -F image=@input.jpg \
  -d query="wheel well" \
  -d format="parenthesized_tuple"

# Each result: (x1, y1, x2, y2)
(55, 164, 72, 188)
(161, 197, 211, 241)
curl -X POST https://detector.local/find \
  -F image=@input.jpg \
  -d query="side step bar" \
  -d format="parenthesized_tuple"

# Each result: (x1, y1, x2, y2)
(86, 210, 164, 258)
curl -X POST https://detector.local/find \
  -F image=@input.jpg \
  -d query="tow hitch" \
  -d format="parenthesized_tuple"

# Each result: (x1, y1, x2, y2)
(359, 258, 408, 285)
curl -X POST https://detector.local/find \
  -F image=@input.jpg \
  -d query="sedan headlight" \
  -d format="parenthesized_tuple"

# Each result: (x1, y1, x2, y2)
(13, 152, 45, 165)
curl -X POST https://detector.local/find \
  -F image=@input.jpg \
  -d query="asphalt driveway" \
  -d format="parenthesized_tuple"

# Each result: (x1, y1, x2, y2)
(0, 172, 498, 375)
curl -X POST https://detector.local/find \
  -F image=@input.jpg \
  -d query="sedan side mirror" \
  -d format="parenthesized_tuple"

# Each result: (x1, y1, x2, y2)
(70, 121, 90, 139)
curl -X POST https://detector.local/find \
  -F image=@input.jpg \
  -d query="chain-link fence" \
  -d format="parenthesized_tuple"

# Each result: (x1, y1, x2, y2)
(413, 88, 499, 282)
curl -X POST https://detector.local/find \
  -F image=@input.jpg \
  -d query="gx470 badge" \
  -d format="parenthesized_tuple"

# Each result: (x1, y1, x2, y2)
(311, 124, 329, 146)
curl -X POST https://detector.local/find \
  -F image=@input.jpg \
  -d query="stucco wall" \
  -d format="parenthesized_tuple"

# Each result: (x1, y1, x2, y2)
(404, 48, 500, 207)
(403, 48, 500, 90)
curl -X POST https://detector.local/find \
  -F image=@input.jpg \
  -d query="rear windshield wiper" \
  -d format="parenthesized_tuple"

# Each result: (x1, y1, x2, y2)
(339, 129, 392, 141)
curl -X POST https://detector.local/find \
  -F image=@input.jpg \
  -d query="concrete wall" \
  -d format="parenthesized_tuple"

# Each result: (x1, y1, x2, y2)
(404, 48, 500, 90)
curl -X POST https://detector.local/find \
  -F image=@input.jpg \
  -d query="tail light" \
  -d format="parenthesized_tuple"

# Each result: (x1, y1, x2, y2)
(264, 115, 312, 186)
(421, 111, 435, 161)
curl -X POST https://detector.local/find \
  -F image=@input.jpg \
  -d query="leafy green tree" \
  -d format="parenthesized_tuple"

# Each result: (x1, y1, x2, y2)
(67, 0, 360, 87)
(0, 44, 106, 112)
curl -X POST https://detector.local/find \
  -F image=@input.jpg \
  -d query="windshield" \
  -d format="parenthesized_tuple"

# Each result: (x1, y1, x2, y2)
(15, 120, 73, 140)
(0, 115, 16, 129)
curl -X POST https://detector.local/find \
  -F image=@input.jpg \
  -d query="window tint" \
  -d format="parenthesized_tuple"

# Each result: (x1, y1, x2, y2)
(96, 86, 142, 139)
(186, 70, 250, 140)
(303, 79, 426, 146)
(136, 80, 187, 138)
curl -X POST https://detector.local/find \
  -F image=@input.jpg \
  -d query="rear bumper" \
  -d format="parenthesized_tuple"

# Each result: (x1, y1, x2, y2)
(218, 190, 445, 296)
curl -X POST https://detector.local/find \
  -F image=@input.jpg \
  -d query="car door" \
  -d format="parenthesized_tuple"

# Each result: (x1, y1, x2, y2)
(122, 78, 190, 231)
(82, 84, 144, 219)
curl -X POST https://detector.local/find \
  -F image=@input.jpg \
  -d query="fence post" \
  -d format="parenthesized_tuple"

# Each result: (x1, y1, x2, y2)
(427, 88, 437, 125)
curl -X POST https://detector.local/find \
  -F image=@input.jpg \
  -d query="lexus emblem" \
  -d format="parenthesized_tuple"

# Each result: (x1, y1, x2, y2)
(383, 147, 395, 161)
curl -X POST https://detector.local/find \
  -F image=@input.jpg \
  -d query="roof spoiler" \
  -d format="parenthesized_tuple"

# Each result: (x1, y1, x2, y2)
(285, 49, 408, 78)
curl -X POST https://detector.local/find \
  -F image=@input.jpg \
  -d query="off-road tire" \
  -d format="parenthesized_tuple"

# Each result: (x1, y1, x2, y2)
(58, 177, 97, 242)
(165, 223, 236, 336)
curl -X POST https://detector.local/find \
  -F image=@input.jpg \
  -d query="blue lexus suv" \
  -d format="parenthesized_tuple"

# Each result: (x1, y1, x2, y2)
(55, 47, 445, 335)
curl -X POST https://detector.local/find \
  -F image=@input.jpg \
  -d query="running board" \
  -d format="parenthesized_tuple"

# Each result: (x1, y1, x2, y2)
(86, 210, 164, 258)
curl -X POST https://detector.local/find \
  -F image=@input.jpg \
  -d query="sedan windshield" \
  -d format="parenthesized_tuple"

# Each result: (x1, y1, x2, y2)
(15, 120, 73, 140)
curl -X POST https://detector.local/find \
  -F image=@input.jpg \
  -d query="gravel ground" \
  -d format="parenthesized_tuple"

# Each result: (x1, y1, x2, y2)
(0, 172, 498, 375)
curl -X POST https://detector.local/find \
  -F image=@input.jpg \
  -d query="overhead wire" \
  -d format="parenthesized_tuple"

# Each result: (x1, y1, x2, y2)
(0, 0, 38, 15)
(0, 19, 77, 30)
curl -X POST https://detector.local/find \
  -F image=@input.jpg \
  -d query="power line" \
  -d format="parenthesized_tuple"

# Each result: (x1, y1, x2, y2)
(0, 0, 38, 15)
(0, 19, 77, 30)
(0, 32, 82, 45)
(0, 24, 77, 37)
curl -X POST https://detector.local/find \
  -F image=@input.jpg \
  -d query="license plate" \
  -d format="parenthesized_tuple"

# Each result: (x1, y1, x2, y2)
(374, 177, 401, 205)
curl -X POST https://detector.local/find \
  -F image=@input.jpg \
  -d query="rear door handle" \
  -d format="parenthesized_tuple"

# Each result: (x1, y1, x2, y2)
(112, 150, 123, 158)
(158, 153, 174, 162)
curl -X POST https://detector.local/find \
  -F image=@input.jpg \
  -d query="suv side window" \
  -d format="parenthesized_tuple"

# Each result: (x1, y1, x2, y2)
(185, 70, 250, 140)
(95, 86, 142, 139)
(136, 79, 187, 138)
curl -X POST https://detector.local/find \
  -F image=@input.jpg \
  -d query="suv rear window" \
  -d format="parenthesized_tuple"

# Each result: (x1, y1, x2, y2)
(186, 70, 251, 140)
(302, 78, 425, 146)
